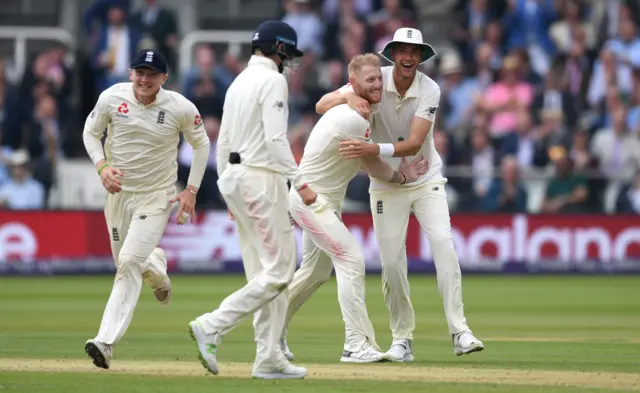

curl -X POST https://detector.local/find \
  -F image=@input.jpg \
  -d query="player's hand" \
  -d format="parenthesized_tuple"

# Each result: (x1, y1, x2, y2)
(100, 166, 124, 193)
(345, 93, 371, 119)
(399, 157, 428, 183)
(171, 189, 197, 225)
(297, 186, 317, 206)
(339, 140, 379, 159)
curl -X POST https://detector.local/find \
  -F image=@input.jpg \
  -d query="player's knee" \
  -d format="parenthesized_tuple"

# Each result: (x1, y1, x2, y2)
(116, 254, 145, 278)
(429, 229, 454, 250)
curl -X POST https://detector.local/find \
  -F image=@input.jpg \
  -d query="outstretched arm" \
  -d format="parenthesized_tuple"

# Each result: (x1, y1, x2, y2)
(360, 156, 406, 184)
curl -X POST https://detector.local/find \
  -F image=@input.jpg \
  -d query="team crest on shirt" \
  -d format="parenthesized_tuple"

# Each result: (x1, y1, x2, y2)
(364, 128, 371, 141)
(194, 114, 203, 128)
(116, 102, 129, 118)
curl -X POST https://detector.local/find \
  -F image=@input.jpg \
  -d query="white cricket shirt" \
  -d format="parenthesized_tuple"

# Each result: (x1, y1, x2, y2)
(83, 83, 210, 193)
(216, 56, 304, 190)
(299, 104, 370, 208)
(338, 66, 443, 191)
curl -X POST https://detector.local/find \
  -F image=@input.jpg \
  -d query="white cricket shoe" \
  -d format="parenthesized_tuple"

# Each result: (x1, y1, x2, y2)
(281, 339, 295, 361)
(340, 344, 389, 363)
(84, 339, 112, 369)
(252, 363, 307, 380)
(188, 320, 221, 375)
(453, 330, 484, 356)
(143, 248, 172, 304)
(387, 339, 414, 362)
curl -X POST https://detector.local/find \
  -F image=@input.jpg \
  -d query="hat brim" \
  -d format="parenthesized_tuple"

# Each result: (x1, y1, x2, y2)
(379, 41, 437, 64)
(292, 48, 304, 58)
(130, 63, 167, 74)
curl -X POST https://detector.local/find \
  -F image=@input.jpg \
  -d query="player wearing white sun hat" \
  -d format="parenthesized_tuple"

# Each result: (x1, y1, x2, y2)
(314, 27, 485, 362)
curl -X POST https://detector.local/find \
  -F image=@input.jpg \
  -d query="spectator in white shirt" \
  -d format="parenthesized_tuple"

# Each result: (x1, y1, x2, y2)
(0, 149, 45, 210)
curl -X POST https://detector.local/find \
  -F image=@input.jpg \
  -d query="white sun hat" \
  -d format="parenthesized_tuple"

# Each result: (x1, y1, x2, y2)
(379, 27, 437, 65)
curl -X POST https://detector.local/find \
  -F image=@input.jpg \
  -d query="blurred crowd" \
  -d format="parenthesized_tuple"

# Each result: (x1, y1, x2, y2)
(1, 0, 640, 215)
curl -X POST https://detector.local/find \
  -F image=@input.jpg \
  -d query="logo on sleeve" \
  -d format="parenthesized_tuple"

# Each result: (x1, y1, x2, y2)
(364, 128, 371, 140)
(194, 115, 203, 128)
(273, 101, 284, 110)
(428, 107, 437, 115)
(116, 102, 129, 118)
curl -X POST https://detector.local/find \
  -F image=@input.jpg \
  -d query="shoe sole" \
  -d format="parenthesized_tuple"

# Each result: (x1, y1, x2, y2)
(455, 343, 485, 356)
(252, 372, 306, 380)
(84, 342, 109, 369)
(187, 323, 219, 375)
(340, 356, 390, 363)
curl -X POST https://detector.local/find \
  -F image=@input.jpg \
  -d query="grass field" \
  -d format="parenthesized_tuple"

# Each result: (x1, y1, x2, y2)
(0, 274, 639, 392)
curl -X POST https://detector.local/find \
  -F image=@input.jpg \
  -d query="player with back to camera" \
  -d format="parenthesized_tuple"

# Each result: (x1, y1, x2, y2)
(279, 53, 428, 364)
(314, 28, 485, 361)
(82, 49, 211, 369)
(187, 20, 315, 380)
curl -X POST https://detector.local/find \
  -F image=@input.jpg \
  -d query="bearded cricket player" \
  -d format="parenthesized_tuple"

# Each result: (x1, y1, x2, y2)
(187, 20, 316, 380)
(82, 50, 210, 369)
(315, 28, 484, 361)
(279, 53, 428, 364)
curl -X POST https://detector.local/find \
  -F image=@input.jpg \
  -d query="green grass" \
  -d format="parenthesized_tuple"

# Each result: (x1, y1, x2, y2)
(0, 275, 639, 392)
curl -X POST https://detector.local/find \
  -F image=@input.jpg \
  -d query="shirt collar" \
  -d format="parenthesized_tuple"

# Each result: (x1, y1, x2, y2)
(248, 55, 279, 72)
(385, 67, 421, 98)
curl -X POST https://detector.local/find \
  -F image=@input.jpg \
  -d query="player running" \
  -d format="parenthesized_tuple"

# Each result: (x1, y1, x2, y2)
(280, 54, 427, 364)
(83, 50, 210, 369)
(187, 20, 314, 380)
(316, 28, 484, 361)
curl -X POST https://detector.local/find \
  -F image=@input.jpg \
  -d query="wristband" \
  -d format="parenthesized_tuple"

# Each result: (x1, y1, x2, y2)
(188, 188, 197, 195)
(378, 143, 395, 157)
(297, 183, 308, 191)
(97, 163, 109, 175)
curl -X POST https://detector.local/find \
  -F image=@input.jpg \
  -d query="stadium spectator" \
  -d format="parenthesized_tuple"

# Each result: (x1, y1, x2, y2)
(532, 67, 577, 129)
(452, 0, 493, 64)
(615, 170, 640, 213)
(587, 50, 633, 110)
(91, 5, 141, 92)
(626, 68, 640, 134)
(502, 0, 557, 75)
(283, 0, 325, 96)
(499, 109, 550, 168)
(0, 150, 45, 210)
(472, 42, 498, 91)
(541, 154, 589, 213)
(569, 129, 596, 173)
(132, 0, 179, 74)
(177, 115, 223, 209)
(467, 128, 495, 203)
(590, 107, 640, 179)
(438, 52, 481, 131)
(83, 0, 132, 42)
(477, 55, 534, 140)
(182, 45, 227, 117)
(549, 0, 596, 54)
(603, 18, 640, 68)
(478, 155, 527, 212)
(369, 0, 415, 46)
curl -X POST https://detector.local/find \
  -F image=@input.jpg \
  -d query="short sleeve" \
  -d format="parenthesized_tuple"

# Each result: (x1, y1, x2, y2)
(337, 112, 370, 142)
(414, 86, 441, 122)
(180, 98, 208, 148)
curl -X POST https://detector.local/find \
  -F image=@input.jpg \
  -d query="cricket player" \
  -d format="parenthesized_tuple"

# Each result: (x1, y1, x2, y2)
(315, 28, 484, 361)
(188, 20, 314, 380)
(82, 50, 210, 369)
(279, 53, 428, 364)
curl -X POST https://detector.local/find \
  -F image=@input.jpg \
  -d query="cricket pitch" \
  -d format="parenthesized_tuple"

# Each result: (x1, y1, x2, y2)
(0, 358, 638, 391)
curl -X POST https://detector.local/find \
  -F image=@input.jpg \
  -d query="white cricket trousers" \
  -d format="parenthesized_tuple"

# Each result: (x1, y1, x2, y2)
(96, 187, 174, 345)
(196, 165, 296, 370)
(370, 181, 468, 340)
(284, 191, 380, 352)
